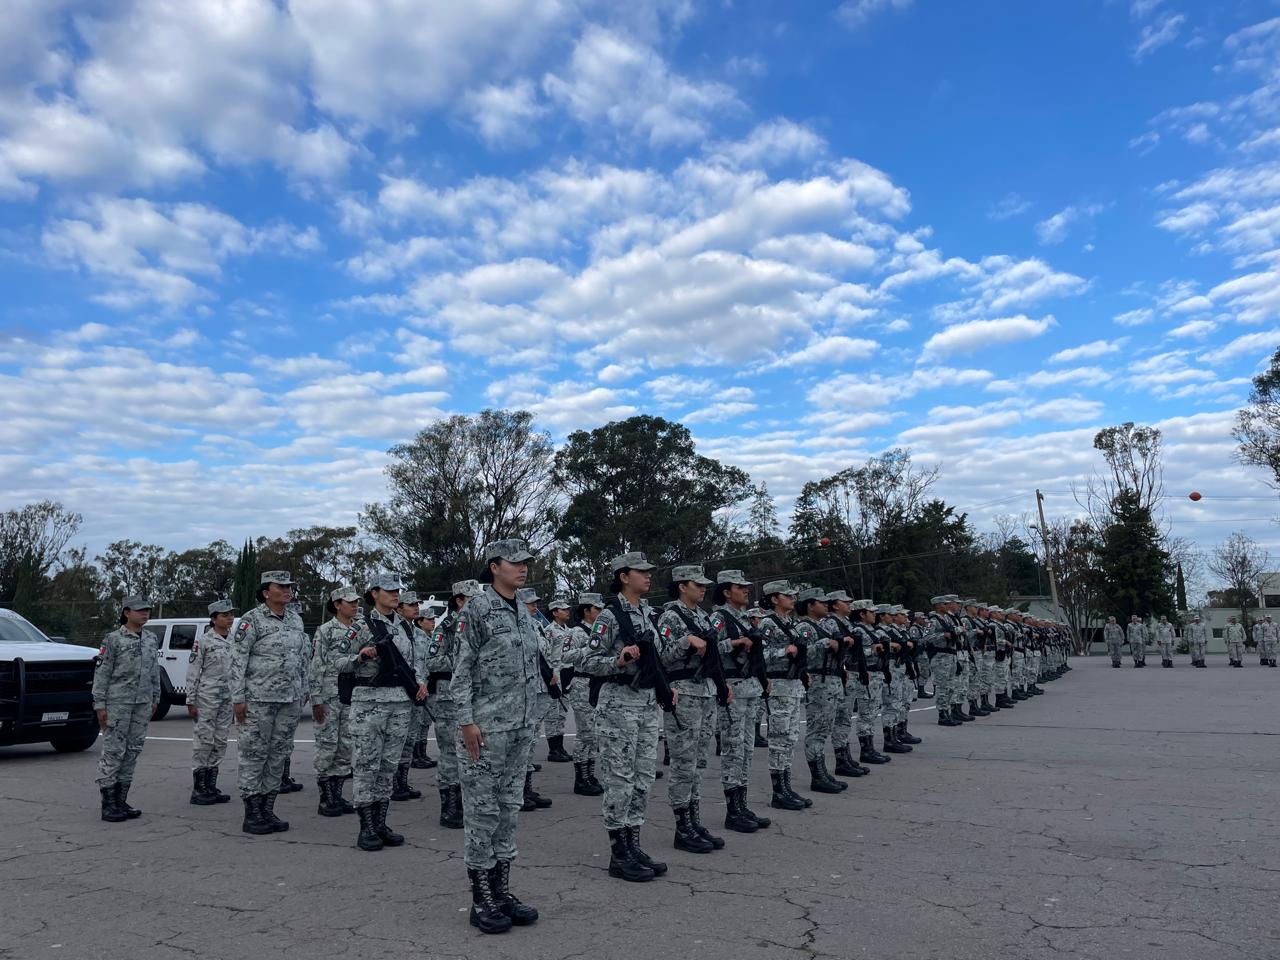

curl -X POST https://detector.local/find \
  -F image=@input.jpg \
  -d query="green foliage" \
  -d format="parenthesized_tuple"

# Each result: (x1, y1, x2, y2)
(1099, 489, 1174, 621)
(1175, 562, 1188, 612)
(231, 540, 258, 612)
(1233, 346, 1280, 488)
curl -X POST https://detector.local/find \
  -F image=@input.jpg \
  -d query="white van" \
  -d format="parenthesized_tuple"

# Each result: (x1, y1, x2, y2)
(142, 617, 240, 720)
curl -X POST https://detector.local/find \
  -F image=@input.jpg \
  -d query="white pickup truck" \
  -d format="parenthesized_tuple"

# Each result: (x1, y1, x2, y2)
(0, 608, 100, 752)
(142, 617, 241, 720)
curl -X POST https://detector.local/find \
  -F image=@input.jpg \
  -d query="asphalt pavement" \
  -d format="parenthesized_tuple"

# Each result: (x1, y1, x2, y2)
(2, 655, 1278, 960)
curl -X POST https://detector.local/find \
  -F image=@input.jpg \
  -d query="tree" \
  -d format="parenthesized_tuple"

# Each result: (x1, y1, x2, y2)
(363, 410, 557, 588)
(10, 551, 37, 620)
(1038, 518, 1105, 652)
(0, 501, 82, 599)
(95, 540, 169, 602)
(255, 527, 383, 600)
(1098, 489, 1174, 623)
(554, 416, 752, 587)
(162, 540, 236, 601)
(1233, 346, 1280, 489)
(1175, 562, 1188, 613)
(1207, 532, 1270, 630)
(746, 483, 782, 544)
(231, 540, 258, 612)
(1092, 422, 1164, 515)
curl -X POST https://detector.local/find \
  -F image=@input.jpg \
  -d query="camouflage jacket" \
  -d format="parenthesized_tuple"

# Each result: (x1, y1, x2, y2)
(186, 626, 233, 703)
(92, 625, 162, 710)
(231, 603, 310, 704)
(452, 586, 546, 731)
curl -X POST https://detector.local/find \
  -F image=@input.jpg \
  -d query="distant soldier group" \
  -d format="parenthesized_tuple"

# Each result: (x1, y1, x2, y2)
(90, 544, 1074, 935)
(1101, 613, 1278, 668)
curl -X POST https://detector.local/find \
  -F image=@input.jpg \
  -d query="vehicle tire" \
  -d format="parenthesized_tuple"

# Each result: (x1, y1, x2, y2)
(151, 673, 173, 721)
(51, 723, 100, 753)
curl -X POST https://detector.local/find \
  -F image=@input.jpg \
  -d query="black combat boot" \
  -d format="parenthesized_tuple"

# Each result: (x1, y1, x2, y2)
(898, 721, 922, 745)
(996, 692, 1016, 709)
(860, 733, 891, 763)
(585, 759, 605, 794)
(723, 788, 759, 833)
(391, 764, 421, 801)
(954, 703, 973, 722)
(770, 770, 806, 809)
(208, 767, 230, 803)
(356, 804, 383, 851)
(279, 760, 303, 793)
(608, 828, 655, 881)
(970, 698, 990, 717)
(573, 762, 594, 796)
(917, 684, 934, 699)
(783, 769, 814, 806)
(318, 777, 345, 817)
(981, 694, 998, 713)
(100, 785, 127, 823)
(241, 795, 273, 835)
(374, 799, 404, 845)
(468, 867, 514, 933)
(1029, 683, 1045, 695)
(675, 805, 714, 852)
(738, 787, 772, 827)
(937, 706, 960, 726)
(115, 782, 142, 819)
(883, 726, 911, 754)
(807, 757, 845, 794)
(191, 769, 216, 806)
(626, 826, 667, 876)
(440, 785, 464, 829)
(523, 771, 552, 809)
(262, 791, 289, 832)
(547, 735, 571, 763)
(689, 799, 724, 849)
(833, 745, 859, 776)
(491, 859, 539, 924)
(754, 723, 768, 748)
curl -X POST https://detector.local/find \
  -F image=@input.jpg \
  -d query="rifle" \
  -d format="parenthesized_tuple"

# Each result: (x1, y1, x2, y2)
(893, 626, 918, 682)
(721, 607, 770, 711)
(537, 651, 564, 701)
(607, 598, 677, 718)
(364, 614, 423, 702)
(873, 625, 893, 683)
(808, 618, 842, 687)
(669, 604, 732, 717)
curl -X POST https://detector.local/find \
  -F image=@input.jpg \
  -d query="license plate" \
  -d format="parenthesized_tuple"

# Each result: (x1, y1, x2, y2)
(41, 711, 69, 722)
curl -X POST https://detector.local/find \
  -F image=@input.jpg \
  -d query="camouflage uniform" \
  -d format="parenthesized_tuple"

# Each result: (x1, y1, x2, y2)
(711, 594, 762, 792)
(1127, 619, 1149, 666)
(188, 622, 234, 770)
(1224, 621, 1246, 663)
(563, 622, 599, 764)
(1103, 620, 1125, 666)
(760, 605, 805, 773)
(310, 614, 366, 779)
(801, 609, 842, 763)
(542, 619, 571, 739)
(1155, 619, 1176, 663)
(348, 605, 418, 806)
(925, 599, 960, 719)
(396, 612, 433, 772)
(93, 620, 161, 788)
(1185, 620, 1208, 664)
(453, 574, 546, 871)
(852, 617, 885, 737)
(657, 585, 717, 812)
(426, 609, 463, 790)
(232, 593, 310, 798)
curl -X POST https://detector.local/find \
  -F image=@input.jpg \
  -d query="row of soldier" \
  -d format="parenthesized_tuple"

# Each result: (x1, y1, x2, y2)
(90, 541, 1071, 935)
(1101, 613, 1279, 668)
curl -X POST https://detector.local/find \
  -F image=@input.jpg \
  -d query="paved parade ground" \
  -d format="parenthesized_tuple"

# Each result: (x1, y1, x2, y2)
(2, 655, 1278, 960)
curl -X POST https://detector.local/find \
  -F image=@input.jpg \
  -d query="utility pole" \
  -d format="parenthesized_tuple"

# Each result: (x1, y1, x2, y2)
(1035, 489, 1064, 625)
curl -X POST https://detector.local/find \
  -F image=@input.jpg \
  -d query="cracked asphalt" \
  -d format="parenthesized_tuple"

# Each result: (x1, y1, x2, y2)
(2, 655, 1278, 960)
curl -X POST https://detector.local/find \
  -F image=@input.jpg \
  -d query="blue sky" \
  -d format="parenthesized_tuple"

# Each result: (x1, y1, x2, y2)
(2, 0, 1279, 589)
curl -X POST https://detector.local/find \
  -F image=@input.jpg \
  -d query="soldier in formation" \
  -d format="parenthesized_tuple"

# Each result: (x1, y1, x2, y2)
(310, 585, 363, 817)
(1186, 614, 1209, 667)
(1224, 616, 1246, 667)
(1252, 615, 1277, 667)
(187, 599, 235, 806)
(424, 580, 478, 829)
(1154, 615, 1176, 668)
(1126, 614, 1148, 668)
(1103, 616, 1124, 667)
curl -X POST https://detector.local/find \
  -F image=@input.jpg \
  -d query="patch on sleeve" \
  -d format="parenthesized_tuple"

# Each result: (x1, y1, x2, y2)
(660, 624, 672, 639)
(188, 651, 197, 663)
(588, 634, 602, 649)
(428, 641, 440, 656)
(347, 628, 358, 642)
(710, 613, 724, 631)
(237, 621, 250, 635)
(593, 619, 608, 635)
(563, 637, 572, 653)
(456, 617, 466, 636)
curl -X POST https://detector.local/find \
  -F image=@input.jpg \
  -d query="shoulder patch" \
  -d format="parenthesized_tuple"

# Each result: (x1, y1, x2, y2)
(456, 616, 466, 635)
(188, 651, 197, 663)
(660, 624, 672, 639)
(593, 619, 608, 635)
(588, 634, 602, 649)
(98, 645, 106, 656)
(237, 621, 250, 634)
(428, 641, 440, 656)
(563, 637, 572, 652)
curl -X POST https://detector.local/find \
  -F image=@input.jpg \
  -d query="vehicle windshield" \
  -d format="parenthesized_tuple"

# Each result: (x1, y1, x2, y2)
(0, 617, 51, 643)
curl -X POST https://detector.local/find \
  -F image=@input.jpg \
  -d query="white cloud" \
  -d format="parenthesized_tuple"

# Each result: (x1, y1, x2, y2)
(835, 0, 914, 31)
(768, 335, 879, 368)
(1134, 12, 1186, 61)
(1115, 307, 1155, 326)
(1198, 328, 1280, 364)
(705, 119, 826, 169)
(528, 382, 638, 430)
(1035, 203, 1106, 244)
(1168, 319, 1218, 339)
(1030, 397, 1104, 423)
(922, 315, 1056, 357)
(682, 399, 757, 424)
(1157, 201, 1218, 234)
(543, 26, 739, 147)
(462, 79, 548, 148)
(1048, 338, 1127, 363)
(988, 193, 1031, 220)
(646, 374, 714, 404)
(985, 366, 1106, 393)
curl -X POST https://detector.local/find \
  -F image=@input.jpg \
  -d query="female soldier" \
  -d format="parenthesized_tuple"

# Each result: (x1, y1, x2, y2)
(797, 588, 847, 793)
(578, 552, 671, 882)
(425, 580, 482, 829)
(756, 581, 810, 810)
(310, 585, 366, 817)
(187, 599, 235, 806)
(93, 595, 161, 822)
(564, 593, 605, 797)
(391, 591, 428, 803)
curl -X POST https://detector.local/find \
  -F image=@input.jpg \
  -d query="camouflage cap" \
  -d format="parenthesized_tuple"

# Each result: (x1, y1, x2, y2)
(260, 570, 295, 586)
(851, 599, 875, 611)
(367, 572, 404, 592)
(762, 579, 797, 596)
(874, 603, 893, 614)
(121, 595, 152, 611)
(671, 564, 712, 586)
(930, 595, 950, 605)
(913, 611, 926, 619)
(451, 579, 483, 597)
(962, 597, 979, 607)
(397, 591, 420, 606)
(483, 538, 535, 563)
(825, 589, 853, 603)
(578, 592, 604, 608)
(716, 569, 751, 586)
(610, 551, 655, 573)
(330, 585, 359, 603)
(890, 604, 906, 614)
(516, 587, 540, 603)
(207, 599, 235, 615)
(548, 598, 571, 611)
(797, 586, 827, 603)
(944, 594, 961, 603)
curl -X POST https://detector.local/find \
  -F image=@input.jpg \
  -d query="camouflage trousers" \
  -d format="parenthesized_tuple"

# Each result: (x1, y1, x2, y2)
(351, 698, 412, 805)
(190, 690, 232, 770)
(1031, 651, 1043, 680)
(236, 701, 300, 798)
(963, 655, 978, 701)
(931, 653, 958, 713)
(1156, 639, 1174, 660)
(1107, 639, 1124, 665)
(853, 673, 885, 737)
(718, 681, 759, 789)
(96, 701, 151, 787)
(567, 684, 598, 763)
(768, 693, 804, 772)
(832, 682, 857, 749)
(428, 695, 460, 788)
(1190, 640, 1208, 662)
(666, 692, 714, 808)
(915, 652, 932, 686)
(458, 723, 536, 870)
(1226, 639, 1245, 661)
(697, 699, 716, 768)
(542, 694, 566, 738)
(804, 676, 843, 761)
(1259, 638, 1276, 661)
(978, 651, 996, 698)
(596, 686, 659, 830)
(398, 703, 427, 765)
(1131, 640, 1147, 664)
(993, 654, 1011, 696)
(1011, 650, 1026, 688)
(885, 664, 911, 726)
(313, 701, 352, 778)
